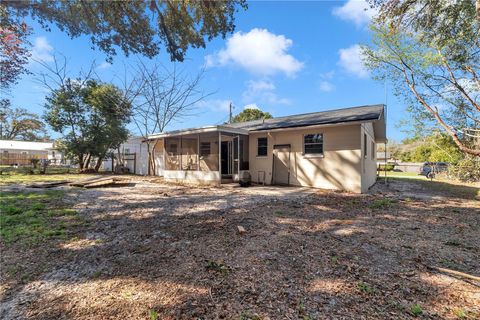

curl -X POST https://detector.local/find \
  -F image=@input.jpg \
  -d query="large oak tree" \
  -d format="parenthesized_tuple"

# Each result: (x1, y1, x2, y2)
(1, 0, 247, 89)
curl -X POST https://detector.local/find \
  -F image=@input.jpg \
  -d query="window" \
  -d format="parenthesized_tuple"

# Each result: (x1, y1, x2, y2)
(363, 134, 367, 158)
(124, 148, 130, 154)
(303, 133, 323, 155)
(257, 137, 268, 156)
(168, 143, 177, 154)
(371, 141, 375, 160)
(200, 142, 211, 157)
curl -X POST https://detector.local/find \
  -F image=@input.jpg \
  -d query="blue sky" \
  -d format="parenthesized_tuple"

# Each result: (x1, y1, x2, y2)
(6, 0, 408, 141)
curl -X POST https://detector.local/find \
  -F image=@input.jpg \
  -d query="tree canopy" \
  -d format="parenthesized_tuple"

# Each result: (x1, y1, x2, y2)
(4, 0, 246, 61)
(397, 132, 463, 163)
(0, 98, 47, 141)
(44, 79, 131, 172)
(231, 108, 273, 123)
(363, 0, 480, 156)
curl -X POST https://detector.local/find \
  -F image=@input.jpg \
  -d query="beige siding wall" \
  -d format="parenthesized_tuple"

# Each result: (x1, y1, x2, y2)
(248, 124, 363, 193)
(360, 123, 377, 192)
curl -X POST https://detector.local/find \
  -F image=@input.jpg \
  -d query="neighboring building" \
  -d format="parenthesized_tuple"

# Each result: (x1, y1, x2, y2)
(376, 151, 391, 162)
(102, 136, 153, 175)
(0, 140, 64, 166)
(145, 104, 386, 193)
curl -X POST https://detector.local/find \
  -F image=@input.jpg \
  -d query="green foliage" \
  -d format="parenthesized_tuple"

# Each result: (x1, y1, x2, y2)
(205, 260, 230, 275)
(0, 99, 48, 141)
(357, 281, 375, 294)
(452, 307, 466, 319)
(149, 309, 159, 320)
(0, 190, 79, 244)
(232, 108, 273, 123)
(410, 304, 423, 317)
(369, 198, 394, 210)
(4, 1, 247, 62)
(396, 132, 463, 163)
(363, 1, 480, 157)
(378, 163, 395, 171)
(448, 155, 480, 182)
(44, 79, 131, 171)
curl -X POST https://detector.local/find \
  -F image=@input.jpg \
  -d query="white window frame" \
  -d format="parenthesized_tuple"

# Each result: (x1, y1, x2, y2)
(303, 133, 324, 157)
(256, 137, 268, 157)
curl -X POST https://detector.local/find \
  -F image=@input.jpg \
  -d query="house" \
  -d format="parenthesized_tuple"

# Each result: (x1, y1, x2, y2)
(101, 136, 152, 175)
(0, 140, 65, 166)
(146, 104, 386, 193)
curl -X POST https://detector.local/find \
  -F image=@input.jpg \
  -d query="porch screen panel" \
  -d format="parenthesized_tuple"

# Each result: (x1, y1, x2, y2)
(239, 135, 249, 170)
(180, 136, 198, 171)
(199, 133, 219, 171)
(165, 138, 180, 170)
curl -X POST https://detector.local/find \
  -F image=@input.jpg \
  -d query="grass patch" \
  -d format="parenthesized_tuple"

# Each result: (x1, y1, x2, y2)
(410, 304, 423, 317)
(205, 260, 230, 275)
(369, 198, 395, 210)
(0, 190, 80, 244)
(382, 171, 424, 179)
(357, 281, 375, 294)
(0, 172, 99, 185)
(385, 176, 479, 200)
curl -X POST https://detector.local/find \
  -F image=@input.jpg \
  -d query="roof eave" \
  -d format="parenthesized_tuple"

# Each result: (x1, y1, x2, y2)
(147, 125, 249, 140)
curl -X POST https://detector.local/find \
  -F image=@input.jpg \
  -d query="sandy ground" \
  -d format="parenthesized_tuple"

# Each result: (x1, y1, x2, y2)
(1, 178, 479, 319)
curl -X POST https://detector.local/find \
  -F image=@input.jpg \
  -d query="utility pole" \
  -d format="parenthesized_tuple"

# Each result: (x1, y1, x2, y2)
(229, 102, 233, 124)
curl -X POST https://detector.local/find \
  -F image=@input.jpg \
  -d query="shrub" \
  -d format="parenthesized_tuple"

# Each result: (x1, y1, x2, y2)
(448, 156, 480, 182)
(378, 163, 395, 171)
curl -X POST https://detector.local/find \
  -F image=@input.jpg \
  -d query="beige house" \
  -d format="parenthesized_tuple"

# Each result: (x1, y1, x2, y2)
(147, 104, 386, 193)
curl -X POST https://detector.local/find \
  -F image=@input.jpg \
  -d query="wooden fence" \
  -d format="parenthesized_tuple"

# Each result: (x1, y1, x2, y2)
(0, 153, 48, 166)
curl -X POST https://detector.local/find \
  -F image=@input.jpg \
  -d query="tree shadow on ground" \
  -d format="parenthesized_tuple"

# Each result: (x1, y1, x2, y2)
(1, 180, 479, 319)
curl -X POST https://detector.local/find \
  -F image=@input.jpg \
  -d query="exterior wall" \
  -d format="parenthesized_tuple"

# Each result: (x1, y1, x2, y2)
(153, 139, 164, 176)
(248, 124, 363, 193)
(163, 170, 220, 185)
(360, 123, 378, 192)
(102, 137, 152, 175)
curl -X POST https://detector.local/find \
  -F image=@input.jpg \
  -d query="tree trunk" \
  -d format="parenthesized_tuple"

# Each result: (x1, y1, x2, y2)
(94, 156, 104, 172)
(477, 0, 480, 21)
(84, 154, 92, 169)
(78, 154, 85, 171)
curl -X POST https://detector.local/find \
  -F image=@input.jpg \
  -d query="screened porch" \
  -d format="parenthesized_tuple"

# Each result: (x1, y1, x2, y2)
(150, 126, 249, 184)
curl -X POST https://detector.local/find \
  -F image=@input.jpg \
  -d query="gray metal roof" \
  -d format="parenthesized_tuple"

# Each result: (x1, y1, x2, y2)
(225, 104, 385, 131)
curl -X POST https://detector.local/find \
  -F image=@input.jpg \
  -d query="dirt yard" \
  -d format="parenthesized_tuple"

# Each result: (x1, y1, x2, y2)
(1, 177, 479, 319)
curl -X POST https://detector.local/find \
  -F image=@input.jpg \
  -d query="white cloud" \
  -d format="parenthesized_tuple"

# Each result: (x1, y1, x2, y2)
(320, 70, 335, 79)
(338, 44, 369, 78)
(242, 79, 291, 106)
(30, 36, 53, 63)
(206, 28, 304, 77)
(319, 81, 334, 92)
(244, 103, 259, 110)
(332, 0, 377, 27)
(196, 99, 231, 112)
(97, 61, 112, 70)
(319, 70, 335, 92)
